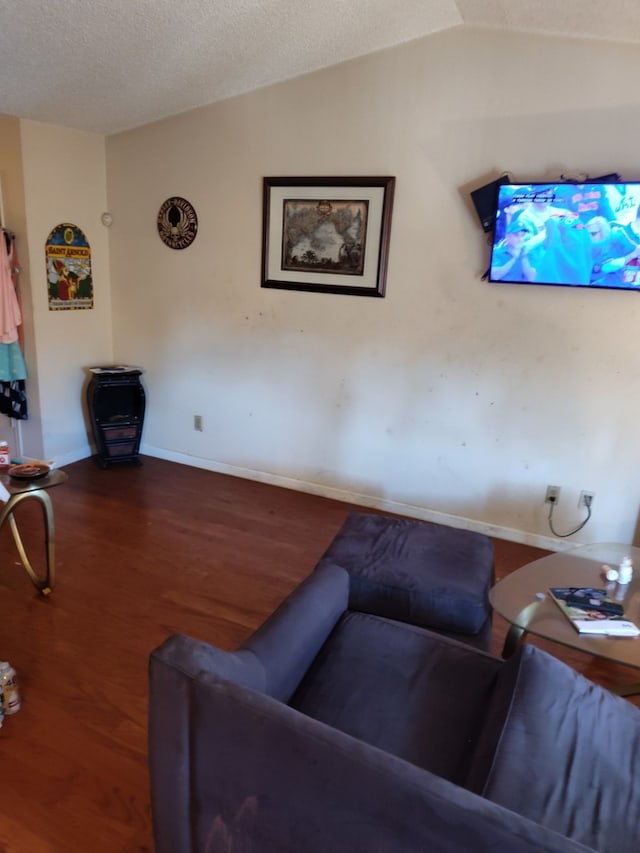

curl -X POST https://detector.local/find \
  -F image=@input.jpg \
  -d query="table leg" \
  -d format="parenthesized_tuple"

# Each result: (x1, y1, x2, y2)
(0, 490, 56, 595)
(502, 623, 528, 658)
(501, 600, 542, 658)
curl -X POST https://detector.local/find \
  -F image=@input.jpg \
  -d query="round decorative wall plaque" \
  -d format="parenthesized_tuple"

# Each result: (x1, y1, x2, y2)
(157, 196, 198, 249)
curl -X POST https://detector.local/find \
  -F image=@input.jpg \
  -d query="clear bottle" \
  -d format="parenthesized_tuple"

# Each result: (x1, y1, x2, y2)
(618, 556, 634, 586)
(0, 662, 20, 714)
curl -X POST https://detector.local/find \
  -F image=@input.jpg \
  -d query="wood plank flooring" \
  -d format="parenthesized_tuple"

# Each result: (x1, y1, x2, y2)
(0, 456, 637, 851)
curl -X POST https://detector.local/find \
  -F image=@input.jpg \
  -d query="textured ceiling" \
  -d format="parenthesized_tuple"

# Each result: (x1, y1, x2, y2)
(3, 0, 640, 136)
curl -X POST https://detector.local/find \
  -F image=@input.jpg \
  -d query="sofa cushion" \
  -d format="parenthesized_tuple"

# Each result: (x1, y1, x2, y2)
(289, 610, 502, 785)
(466, 643, 640, 853)
(318, 511, 494, 637)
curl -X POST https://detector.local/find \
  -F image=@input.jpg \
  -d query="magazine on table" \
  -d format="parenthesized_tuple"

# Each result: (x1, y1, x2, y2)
(548, 587, 640, 636)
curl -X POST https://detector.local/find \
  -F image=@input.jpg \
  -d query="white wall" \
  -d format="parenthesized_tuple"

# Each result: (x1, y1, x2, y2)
(104, 26, 640, 548)
(20, 120, 113, 463)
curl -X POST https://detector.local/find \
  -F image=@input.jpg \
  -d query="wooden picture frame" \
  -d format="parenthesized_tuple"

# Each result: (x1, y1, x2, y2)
(261, 176, 395, 297)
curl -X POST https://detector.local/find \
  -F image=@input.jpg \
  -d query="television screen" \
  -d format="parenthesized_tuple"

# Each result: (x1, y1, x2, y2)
(488, 181, 640, 290)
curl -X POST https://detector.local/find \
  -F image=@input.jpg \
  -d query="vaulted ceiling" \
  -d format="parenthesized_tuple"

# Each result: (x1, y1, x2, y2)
(3, 0, 640, 135)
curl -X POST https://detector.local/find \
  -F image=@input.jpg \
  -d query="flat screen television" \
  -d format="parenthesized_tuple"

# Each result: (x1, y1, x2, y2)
(488, 180, 640, 290)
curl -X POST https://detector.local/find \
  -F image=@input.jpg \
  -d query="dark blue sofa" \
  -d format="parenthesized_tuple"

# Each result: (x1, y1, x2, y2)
(149, 557, 640, 852)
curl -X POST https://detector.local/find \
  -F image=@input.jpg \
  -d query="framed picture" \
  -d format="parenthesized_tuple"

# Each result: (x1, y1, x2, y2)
(261, 176, 395, 297)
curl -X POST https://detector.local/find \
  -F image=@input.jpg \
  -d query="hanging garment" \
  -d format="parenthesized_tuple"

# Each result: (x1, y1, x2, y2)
(0, 232, 27, 416)
(0, 379, 27, 419)
(0, 341, 27, 381)
(0, 230, 22, 345)
(0, 232, 26, 384)
(7, 232, 24, 352)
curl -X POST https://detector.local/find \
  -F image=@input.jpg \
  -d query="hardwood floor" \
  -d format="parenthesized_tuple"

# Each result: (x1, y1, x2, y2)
(0, 456, 637, 851)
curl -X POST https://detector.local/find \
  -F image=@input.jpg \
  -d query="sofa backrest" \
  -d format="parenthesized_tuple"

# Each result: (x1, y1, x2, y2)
(240, 561, 350, 701)
(465, 642, 640, 853)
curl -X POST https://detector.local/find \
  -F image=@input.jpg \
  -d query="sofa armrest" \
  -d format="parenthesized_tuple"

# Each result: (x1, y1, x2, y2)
(148, 633, 266, 853)
(241, 561, 350, 701)
(149, 642, 593, 853)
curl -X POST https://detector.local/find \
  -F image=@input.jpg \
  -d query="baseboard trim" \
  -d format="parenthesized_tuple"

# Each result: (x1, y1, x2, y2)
(24, 444, 92, 469)
(141, 444, 572, 552)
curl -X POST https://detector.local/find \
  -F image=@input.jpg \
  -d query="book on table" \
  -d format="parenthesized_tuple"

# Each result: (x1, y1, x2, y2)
(548, 587, 640, 636)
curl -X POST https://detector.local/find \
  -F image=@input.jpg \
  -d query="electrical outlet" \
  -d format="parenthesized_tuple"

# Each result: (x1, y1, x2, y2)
(545, 485, 561, 504)
(578, 491, 595, 509)
(194, 414, 203, 432)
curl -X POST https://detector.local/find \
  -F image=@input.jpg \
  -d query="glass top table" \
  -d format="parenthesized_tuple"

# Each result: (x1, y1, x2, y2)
(0, 467, 68, 595)
(489, 543, 640, 673)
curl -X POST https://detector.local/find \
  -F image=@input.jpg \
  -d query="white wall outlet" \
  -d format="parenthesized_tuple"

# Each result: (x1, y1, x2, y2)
(545, 485, 561, 504)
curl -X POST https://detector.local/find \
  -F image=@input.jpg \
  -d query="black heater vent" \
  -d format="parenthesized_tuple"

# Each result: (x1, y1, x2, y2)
(87, 367, 146, 468)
